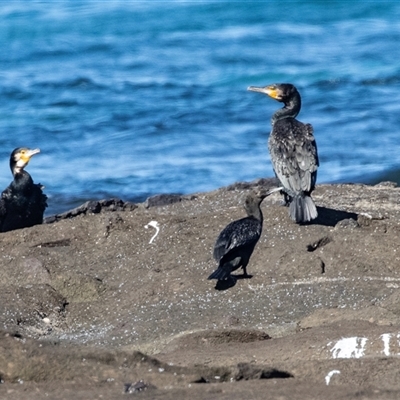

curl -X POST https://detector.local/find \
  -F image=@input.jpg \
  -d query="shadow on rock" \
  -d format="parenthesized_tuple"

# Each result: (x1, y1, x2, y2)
(214, 274, 253, 291)
(313, 206, 358, 227)
(215, 277, 237, 291)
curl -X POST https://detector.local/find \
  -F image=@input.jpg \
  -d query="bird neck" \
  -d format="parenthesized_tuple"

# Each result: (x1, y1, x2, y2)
(11, 170, 34, 191)
(271, 93, 301, 125)
(12, 163, 25, 176)
(247, 204, 263, 223)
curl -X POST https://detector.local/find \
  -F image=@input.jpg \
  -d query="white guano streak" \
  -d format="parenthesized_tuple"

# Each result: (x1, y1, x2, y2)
(145, 221, 160, 244)
(329, 337, 368, 359)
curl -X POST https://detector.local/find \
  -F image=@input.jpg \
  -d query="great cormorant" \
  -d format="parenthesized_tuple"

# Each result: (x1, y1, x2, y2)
(247, 83, 319, 223)
(208, 188, 280, 282)
(0, 148, 47, 232)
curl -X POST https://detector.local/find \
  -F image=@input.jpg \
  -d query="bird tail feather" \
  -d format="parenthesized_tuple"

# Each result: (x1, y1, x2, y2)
(289, 194, 318, 223)
(208, 267, 231, 280)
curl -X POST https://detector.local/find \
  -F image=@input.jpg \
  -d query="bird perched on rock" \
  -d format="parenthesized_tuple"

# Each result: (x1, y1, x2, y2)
(247, 83, 319, 223)
(208, 188, 280, 283)
(0, 147, 47, 232)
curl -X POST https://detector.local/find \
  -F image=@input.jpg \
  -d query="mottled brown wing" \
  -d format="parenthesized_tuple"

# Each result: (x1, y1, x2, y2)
(213, 217, 261, 262)
(268, 119, 318, 194)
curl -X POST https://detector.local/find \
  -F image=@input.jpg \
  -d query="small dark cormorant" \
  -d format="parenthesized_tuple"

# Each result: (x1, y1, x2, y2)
(247, 83, 319, 223)
(208, 188, 280, 282)
(0, 148, 47, 232)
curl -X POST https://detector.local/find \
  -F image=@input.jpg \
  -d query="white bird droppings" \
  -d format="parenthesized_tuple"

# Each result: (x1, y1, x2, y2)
(325, 369, 340, 385)
(329, 337, 368, 359)
(381, 333, 392, 356)
(145, 221, 160, 244)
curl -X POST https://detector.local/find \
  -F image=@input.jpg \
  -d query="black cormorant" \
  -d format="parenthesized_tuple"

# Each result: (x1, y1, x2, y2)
(247, 83, 319, 223)
(208, 188, 280, 282)
(0, 148, 47, 232)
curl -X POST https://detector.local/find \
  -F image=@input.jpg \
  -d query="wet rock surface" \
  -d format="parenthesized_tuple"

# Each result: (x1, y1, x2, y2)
(1, 181, 400, 399)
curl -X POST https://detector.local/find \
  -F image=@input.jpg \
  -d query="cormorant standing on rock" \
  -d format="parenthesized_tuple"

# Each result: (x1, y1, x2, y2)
(247, 83, 319, 223)
(0, 148, 47, 232)
(208, 188, 280, 283)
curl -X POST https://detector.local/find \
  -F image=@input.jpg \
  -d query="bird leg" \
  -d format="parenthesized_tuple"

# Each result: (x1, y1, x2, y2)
(280, 190, 292, 207)
(241, 266, 253, 279)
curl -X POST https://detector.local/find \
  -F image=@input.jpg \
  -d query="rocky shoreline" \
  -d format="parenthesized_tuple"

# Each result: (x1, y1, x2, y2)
(1, 180, 400, 399)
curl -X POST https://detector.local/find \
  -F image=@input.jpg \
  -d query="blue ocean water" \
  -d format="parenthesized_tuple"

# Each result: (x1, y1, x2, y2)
(0, 1, 400, 215)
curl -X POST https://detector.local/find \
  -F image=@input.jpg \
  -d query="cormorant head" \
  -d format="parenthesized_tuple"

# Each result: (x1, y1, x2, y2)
(247, 83, 298, 103)
(244, 187, 283, 214)
(10, 147, 40, 176)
